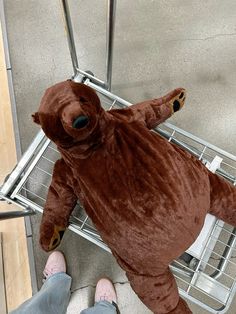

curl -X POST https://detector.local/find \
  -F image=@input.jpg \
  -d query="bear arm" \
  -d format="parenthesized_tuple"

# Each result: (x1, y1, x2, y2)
(130, 88, 186, 129)
(40, 158, 78, 251)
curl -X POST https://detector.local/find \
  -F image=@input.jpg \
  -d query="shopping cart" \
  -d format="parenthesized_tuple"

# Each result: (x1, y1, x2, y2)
(1, 1, 236, 313)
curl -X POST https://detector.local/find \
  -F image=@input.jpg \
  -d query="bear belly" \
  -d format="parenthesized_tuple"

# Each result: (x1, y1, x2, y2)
(70, 124, 211, 268)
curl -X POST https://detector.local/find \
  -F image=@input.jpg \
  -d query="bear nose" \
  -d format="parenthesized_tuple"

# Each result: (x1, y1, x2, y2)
(72, 115, 89, 129)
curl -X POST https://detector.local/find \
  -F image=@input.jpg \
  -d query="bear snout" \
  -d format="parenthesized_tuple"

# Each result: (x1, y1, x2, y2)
(61, 102, 86, 126)
(72, 115, 90, 129)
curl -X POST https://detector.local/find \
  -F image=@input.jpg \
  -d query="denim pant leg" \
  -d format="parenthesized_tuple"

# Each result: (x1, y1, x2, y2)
(10, 272, 72, 314)
(80, 301, 117, 314)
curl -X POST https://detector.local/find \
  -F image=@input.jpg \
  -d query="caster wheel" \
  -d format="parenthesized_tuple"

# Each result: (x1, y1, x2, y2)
(85, 70, 94, 77)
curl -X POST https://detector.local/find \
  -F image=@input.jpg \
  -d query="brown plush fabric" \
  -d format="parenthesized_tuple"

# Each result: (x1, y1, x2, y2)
(33, 80, 236, 314)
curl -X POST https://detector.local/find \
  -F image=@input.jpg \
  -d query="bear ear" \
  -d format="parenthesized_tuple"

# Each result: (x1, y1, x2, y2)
(32, 112, 40, 124)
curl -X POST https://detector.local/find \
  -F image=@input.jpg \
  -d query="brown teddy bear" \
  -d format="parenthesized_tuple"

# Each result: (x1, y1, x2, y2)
(32, 80, 236, 314)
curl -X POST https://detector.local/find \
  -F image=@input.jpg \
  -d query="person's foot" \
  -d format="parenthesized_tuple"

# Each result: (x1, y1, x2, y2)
(95, 278, 117, 305)
(43, 251, 66, 280)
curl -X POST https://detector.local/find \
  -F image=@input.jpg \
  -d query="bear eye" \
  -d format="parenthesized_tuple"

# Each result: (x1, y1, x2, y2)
(80, 96, 87, 103)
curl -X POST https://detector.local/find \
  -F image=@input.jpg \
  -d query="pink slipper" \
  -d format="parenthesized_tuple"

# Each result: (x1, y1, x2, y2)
(95, 278, 117, 304)
(43, 251, 66, 280)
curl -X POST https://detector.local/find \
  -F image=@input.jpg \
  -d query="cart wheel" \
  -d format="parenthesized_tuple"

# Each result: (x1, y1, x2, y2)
(81, 71, 95, 84)
(189, 257, 199, 270)
(179, 253, 199, 270)
(85, 70, 94, 77)
(179, 252, 193, 264)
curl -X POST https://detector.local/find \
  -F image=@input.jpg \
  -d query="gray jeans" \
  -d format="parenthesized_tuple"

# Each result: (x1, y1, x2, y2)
(10, 272, 117, 314)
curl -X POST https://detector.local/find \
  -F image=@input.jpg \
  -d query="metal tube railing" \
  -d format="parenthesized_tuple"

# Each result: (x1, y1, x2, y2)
(0, 206, 35, 220)
(61, 0, 79, 75)
(105, 0, 116, 90)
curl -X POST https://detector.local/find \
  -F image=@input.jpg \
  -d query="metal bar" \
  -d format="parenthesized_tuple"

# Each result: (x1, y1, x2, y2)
(0, 130, 46, 196)
(168, 130, 176, 142)
(80, 215, 88, 230)
(219, 282, 236, 314)
(86, 80, 132, 107)
(175, 271, 230, 305)
(0, 0, 10, 69)
(204, 246, 236, 268)
(14, 195, 44, 214)
(215, 223, 235, 235)
(198, 145, 207, 161)
(179, 290, 223, 314)
(109, 99, 117, 110)
(26, 233, 39, 294)
(164, 122, 236, 162)
(188, 221, 220, 293)
(7, 70, 22, 161)
(199, 257, 236, 282)
(61, 0, 79, 75)
(173, 254, 236, 282)
(48, 145, 60, 154)
(0, 193, 27, 209)
(210, 228, 236, 279)
(200, 251, 236, 281)
(193, 272, 230, 305)
(208, 234, 236, 251)
(171, 263, 194, 278)
(221, 160, 236, 171)
(10, 137, 51, 199)
(27, 177, 49, 190)
(216, 168, 236, 184)
(0, 2, 22, 160)
(20, 187, 47, 203)
(0, 207, 35, 220)
(34, 166, 52, 177)
(70, 215, 97, 233)
(157, 128, 203, 158)
(69, 223, 110, 252)
(75, 69, 106, 87)
(103, 98, 115, 107)
(41, 155, 55, 164)
(105, 0, 117, 90)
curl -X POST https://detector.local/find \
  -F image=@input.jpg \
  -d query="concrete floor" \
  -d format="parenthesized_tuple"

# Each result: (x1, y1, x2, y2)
(4, 0, 236, 313)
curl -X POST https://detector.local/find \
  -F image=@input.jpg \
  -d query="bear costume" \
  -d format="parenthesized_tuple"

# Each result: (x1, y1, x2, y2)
(32, 80, 236, 314)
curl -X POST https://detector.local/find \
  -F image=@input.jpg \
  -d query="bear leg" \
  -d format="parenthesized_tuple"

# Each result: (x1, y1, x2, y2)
(126, 268, 192, 314)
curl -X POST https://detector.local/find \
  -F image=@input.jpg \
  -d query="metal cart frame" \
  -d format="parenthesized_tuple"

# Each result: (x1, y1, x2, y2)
(1, 1, 236, 312)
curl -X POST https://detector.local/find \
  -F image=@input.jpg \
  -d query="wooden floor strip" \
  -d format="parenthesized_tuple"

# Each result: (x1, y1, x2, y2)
(0, 19, 32, 312)
(0, 233, 7, 314)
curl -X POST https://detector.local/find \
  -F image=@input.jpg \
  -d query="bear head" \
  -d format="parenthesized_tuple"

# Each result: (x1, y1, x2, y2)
(32, 80, 104, 148)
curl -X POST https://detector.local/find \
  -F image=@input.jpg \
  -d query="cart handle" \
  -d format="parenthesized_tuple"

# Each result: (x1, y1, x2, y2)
(0, 205, 35, 220)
